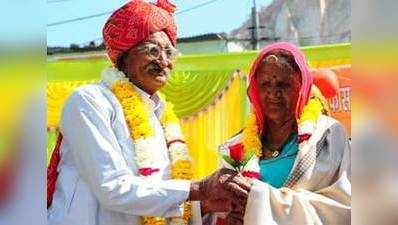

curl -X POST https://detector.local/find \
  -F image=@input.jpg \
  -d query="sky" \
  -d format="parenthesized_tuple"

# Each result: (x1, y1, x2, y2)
(47, 0, 272, 47)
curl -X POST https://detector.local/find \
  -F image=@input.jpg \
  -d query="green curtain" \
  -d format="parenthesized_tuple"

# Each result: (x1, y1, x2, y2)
(161, 70, 233, 117)
(47, 43, 351, 117)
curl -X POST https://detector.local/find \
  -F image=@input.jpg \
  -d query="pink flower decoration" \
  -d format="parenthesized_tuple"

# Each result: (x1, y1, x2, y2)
(138, 168, 160, 176)
(298, 133, 312, 143)
(241, 171, 261, 179)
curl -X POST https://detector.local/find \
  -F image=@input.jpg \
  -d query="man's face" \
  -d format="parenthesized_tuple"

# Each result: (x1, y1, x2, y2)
(122, 31, 176, 95)
(256, 62, 301, 122)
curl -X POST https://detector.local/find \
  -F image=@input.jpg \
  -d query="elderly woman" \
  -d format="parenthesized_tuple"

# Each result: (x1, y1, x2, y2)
(217, 42, 351, 225)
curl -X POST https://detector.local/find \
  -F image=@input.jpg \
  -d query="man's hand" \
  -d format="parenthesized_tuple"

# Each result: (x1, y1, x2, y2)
(200, 199, 231, 214)
(225, 211, 244, 225)
(221, 173, 250, 225)
(225, 200, 246, 225)
(203, 168, 251, 201)
(188, 168, 251, 202)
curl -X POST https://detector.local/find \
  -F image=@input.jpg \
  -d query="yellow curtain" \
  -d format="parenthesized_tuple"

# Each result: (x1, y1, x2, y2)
(180, 73, 248, 179)
(47, 80, 94, 128)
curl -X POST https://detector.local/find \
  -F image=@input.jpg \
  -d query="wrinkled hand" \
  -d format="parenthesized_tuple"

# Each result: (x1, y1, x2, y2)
(225, 200, 246, 225)
(201, 198, 231, 214)
(189, 168, 251, 203)
(202, 168, 251, 201)
(225, 211, 244, 225)
(224, 175, 251, 225)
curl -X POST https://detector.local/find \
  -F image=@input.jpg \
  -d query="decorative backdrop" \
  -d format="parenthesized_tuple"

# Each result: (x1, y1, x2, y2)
(47, 43, 351, 178)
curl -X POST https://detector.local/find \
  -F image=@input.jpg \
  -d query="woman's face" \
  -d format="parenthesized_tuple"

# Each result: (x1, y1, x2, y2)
(256, 60, 301, 123)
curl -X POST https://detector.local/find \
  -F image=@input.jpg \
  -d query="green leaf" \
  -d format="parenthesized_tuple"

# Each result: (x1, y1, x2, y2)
(241, 151, 255, 168)
(222, 154, 238, 168)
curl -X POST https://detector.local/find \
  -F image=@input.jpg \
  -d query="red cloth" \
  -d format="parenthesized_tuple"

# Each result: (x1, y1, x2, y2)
(138, 168, 160, 176)
(216, 218, 225, 225)
(298, 133, 312, 143)
(102, 0, 177, 65)
(247, 42, 313, 133)
(241, 171, 261, 179)
(47, 133, 63, 208)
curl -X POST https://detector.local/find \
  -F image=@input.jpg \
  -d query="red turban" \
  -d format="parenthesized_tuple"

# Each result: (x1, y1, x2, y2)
(103, 0, 177, 65)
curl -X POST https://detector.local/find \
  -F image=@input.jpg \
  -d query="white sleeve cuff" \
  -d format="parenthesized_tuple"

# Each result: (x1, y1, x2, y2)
(161, 180, 191, 217)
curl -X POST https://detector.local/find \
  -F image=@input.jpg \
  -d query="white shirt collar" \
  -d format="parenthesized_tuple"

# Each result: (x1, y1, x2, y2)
(100, 67, 165, 118)
(132, 85, 164, 118)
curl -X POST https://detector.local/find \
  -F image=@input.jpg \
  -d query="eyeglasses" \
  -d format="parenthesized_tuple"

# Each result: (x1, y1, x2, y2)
(134, 42, 178, 60)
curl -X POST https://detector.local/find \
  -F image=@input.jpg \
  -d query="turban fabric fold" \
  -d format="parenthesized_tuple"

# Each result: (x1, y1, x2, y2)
(103, 0, 177, 65)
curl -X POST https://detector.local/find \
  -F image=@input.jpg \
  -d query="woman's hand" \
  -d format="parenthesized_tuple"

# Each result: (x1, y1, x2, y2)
(200, 198, 231, 214)
(225, 211, 245, 225)
(224, 194, 247, 225)
(225, 176, 251, 225)
(189, 168, 251, 202)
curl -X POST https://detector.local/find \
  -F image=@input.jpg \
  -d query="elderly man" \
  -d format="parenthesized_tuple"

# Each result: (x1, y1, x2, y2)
(47, 1, 250, 225)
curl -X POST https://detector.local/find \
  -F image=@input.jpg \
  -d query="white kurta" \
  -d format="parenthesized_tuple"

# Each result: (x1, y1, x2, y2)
(48, 82, 202, 225)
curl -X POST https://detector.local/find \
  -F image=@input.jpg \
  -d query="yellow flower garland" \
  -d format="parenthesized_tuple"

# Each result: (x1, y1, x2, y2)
(111, 81, 192, 225)
(242, 113, 262, 157)
(242, 85, 326, 158)
(112, 83, 153, 139)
